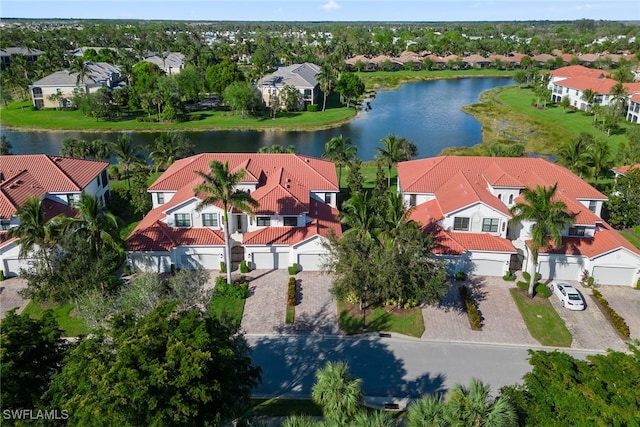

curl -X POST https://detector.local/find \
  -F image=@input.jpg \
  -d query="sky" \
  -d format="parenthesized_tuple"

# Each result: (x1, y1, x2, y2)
(1, 0, 639, 22)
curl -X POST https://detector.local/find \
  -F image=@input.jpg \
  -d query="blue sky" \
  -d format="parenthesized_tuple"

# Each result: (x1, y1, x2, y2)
(1, 0, 639, 22)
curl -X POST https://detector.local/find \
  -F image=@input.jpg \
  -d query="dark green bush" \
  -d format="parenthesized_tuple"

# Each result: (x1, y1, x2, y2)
(288, 263, 298, 275)
(593, 289, 630, 338)
(0, 269, 4, 281)
(454, 271, 467, 281)
(214, 276, 249, 299)
(240, 260, 249, 273)
(287, 277, 297, 306)
(307, 104, 318, 112)
(534, 283, 551, 298)
(220, 262, 226, 273)
(503, 271, 516, 281)
(459, 285, 482, 330)
(522, 271, 542, 282)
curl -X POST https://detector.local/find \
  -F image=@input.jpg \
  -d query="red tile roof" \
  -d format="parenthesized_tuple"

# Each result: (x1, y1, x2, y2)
(612, 164, 640, 175)
(553, 76, 618, 94)
(0, 155, 108, 218)
(424, 224, 516, 255)
(539, 223, 640, 258)
(549, 65, 609, 79)
(128, 153, 341, 251)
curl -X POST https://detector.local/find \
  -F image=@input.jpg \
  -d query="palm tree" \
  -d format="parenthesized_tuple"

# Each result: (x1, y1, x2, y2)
(7, 197, 61, 275)
(322, 134, 357, 188)
(376, 134, 417, 187)
(339, 192, 381, 241)
(585, 138, 612, 186)
(111, 134, 144, 190)
(510, 184, 573, 298)
(193, 160, 259, 284)
(581, 88, 595, 112)
(311, 361, 363, 425)
(447, 378, 517, 427)
(316, 63, 337, 112)
(61, 193, 120, 260)
(380, 191, 413, 247)
(556, 132, 593, 177)
(72, 59, 91, 89)
(407, 394, 449, 427)
(146, 132, 194, 173)
(351, 410, 395, 427)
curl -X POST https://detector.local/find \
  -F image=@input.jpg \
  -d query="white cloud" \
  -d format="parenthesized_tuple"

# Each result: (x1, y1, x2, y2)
(321, 0, 340, 12)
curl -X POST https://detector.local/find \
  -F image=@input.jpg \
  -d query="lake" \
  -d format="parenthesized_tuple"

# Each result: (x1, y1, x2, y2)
(1, 77, 514, 162)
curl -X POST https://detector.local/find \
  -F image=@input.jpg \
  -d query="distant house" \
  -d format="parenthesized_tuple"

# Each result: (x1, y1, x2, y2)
(29, 61, 123, 109)
(0, 155, 110, 277)
(126, 153, 340, 273)
(628, 93, 640, 123)
(612, 164, 640, 179)
(0, 47, 44, 70)
(256, 63, 321, 109)
(548, 64, 610, 91)
(142, 52, 185, 75)
(398, 156, 640, 286)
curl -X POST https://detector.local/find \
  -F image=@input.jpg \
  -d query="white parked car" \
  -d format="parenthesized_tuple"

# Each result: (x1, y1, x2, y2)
(549, 281, 585, 311)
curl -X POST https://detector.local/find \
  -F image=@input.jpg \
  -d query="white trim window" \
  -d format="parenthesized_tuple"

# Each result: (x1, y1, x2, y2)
(453, 217, 470, 231)
(202, 213, 218, 227)
(175, 213, 191, 227)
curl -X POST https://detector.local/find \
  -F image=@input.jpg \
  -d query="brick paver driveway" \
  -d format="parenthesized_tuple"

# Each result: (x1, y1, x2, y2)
(240, 270, 340, 335)
(0, 277, 29, 319)
(596, 285, 640, 343)
(547, 282, 628, 351)
(421, 276, 538, 346)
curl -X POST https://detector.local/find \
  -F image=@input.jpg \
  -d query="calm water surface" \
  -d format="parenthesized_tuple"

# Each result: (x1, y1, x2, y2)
(2, 77, 514, 162)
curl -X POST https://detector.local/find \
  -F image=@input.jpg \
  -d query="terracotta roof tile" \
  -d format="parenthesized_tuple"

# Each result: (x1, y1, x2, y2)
(612, 164, 640, 175)
(549, 65, 610, 79)
(540, 223, 640, 258)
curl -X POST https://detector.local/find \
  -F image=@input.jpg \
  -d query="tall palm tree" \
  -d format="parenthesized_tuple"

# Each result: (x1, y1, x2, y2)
(322, 134, 357, 188)
(447, 378, 517, 427)
(375, 134, 417, 187)
(311, 361, 363, 425)
(339, 192, 381, 241)
(556, 132, 593, 177)
(585, 138, 612, 186)
(510, 184, 573, 298)
(111, 134, 144, 190)
(407, 394, 449, 427)
(316, 63, 337, 112)
(61, 193, 121, 260)
(193, 160, 259, 284)
(7, 197, 61, 274)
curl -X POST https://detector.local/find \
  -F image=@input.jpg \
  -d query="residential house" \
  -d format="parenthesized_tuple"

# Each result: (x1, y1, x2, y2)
(612, 164, 640, 179)
(142, 52, 185, 75)
(398, 156, 640, 286)
(627, 93, 640, 123)
(550, 76, 640, 112)
(256, 63, 321, 109)
(548, 64, 610, 92)
(0, 47, 44, 70)
(29, 61, 123, 109)
(126, 153, 340, 273)
(0, 155, 110, 277)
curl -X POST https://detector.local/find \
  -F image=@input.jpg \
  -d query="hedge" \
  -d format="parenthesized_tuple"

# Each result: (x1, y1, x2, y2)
(592, 289, 630, 339)
(459, 285, 482, 330)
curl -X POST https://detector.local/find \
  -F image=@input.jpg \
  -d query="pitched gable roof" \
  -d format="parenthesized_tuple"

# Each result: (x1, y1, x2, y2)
(549, 65, 610, 79)
(0, 155, 108, 218)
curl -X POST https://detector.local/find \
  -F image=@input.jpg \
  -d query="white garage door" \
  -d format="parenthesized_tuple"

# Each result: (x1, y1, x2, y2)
(472, 259, 505, 277)
(253, 252, 289, 270)
(539, 260, 582, 281)
(131, 254, 172, 273)
(592, 266, 635, 286)
(181, 254, 218, 270)
(298, 253, 324, 271)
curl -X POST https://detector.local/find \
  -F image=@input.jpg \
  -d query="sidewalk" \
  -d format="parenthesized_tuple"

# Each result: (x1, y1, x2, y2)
(0, 277, 29, 319)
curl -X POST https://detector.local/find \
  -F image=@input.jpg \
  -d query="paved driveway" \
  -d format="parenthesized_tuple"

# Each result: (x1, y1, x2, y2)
(240, 270, 339, 335)
(421, 276, 538, 346)
(596, 286, 640, 343)
(0, 277, 29, 319)
(547, 282, 628, 352)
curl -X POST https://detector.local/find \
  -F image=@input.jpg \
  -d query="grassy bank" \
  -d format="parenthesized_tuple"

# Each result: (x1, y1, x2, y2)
(0, 100, 357, 132)
(455, 85, 630, 157)
(358, 68, 515, 91)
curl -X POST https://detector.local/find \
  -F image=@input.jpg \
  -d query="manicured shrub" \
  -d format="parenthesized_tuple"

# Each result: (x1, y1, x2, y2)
(534, 283, 551, 298)
(220, 261, 226, 273)
(459, 285, 482, 330)
(454, 271, 467, 281)
(287, 277, 297, 307)
(214, 276, 249, 299)
(307, 104, 318, 112)
(0, 269, 4, 281)
(288, 263, 298, 275)
(123, 265, 132, 276)
(503, 271, 516, 281)
(592, 289, 630, 339)
(346, 292, 360, 305)
(522, 271, 542, 283)
(240, 260, 249, 273)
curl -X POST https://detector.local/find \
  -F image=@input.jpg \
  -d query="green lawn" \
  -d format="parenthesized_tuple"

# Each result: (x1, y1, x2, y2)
(0, 100, 357, 131)
(207, 294, 246, 328)
(358, 68, 515, 91)
(21, 301, 88, 337)
(337, 300, 425, 337)
(620, 229, 640, 250)
(510, 288, 572, 347)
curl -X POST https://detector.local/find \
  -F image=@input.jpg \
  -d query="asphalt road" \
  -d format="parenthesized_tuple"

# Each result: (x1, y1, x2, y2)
(247, 334, 603, 400)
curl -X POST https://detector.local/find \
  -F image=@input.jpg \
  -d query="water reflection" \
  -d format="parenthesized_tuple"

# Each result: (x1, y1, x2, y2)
(2, 77, 514, 162)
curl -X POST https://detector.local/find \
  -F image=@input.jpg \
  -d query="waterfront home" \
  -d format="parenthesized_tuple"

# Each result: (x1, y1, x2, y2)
(256, 63, 321, 110)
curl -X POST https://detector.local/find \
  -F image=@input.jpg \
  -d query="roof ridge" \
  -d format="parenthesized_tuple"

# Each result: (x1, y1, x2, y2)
(294, 154, 337, 190)
(44, 155, 83, 190)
